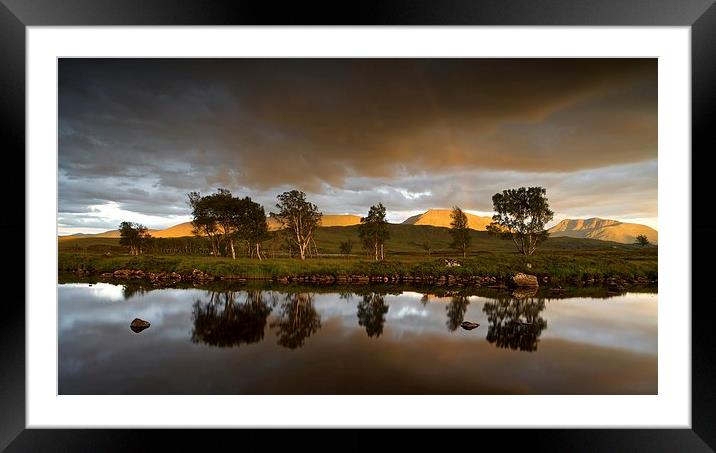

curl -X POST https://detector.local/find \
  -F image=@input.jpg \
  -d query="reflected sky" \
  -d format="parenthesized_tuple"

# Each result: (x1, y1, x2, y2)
(59, 283, 657, 395)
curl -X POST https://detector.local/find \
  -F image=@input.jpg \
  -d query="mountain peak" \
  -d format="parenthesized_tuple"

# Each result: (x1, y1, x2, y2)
(552, 218, 621, 231)
(402, 209, 492, 230)
(549, 217, 657, 244)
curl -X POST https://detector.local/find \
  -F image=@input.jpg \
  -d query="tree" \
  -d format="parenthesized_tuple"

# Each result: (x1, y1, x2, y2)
(188, 189, 268, 260)
(358, 203, 390, 261)
(339, 240, 354, 258)
(449, 206, 471, 258)
(421, 240, 432, 257)
(635, 234, 650, 246)
(205, 188, 243, 260)
(118, 221, 150, 255)
(487, 186, 554, 256)
(237, 197, 269, 260)
(270, 190, 322, 261)
(188, 191, 220, 256)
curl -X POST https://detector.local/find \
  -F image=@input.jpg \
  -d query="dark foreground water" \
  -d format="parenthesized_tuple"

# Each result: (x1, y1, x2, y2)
(58, 283, 657, 394)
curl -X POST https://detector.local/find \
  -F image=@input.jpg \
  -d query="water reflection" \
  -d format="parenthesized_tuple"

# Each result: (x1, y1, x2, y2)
(483, 295, 547, 352)
(356, 293, 390, 338)
(191, 291, 273, 348)
(59, 283, 657, 394)
(180, 287, 587, 350)
(446, 294, 470, 331)
(270, 293, 322, 349)
(123, 284, 149, 300)
(62, 282, 653, 355)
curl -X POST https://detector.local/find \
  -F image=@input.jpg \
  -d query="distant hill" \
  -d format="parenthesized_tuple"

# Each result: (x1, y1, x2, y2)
(319, 214, 363, 227)
(548, 218, 658, 244)
(60, 223, 641, 254)
(58, 228, 160, 240)
(59, 214, 364, 239)
(149, 222, 194, 237)
(58, 214, 658, 247)
(402, 209, 492, 231)
(58, 232, 94, 240)
(312, 224, 630, 254)
(268, 214, 362, 230)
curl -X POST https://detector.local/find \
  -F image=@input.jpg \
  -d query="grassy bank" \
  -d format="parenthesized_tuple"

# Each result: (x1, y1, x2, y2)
(59, 247, 657, 284)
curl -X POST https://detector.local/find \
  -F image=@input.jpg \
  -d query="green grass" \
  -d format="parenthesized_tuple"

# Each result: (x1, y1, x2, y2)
(59, 249, 657, 284)
(58, 224, 657, 283)
(313, 224, 639, 254)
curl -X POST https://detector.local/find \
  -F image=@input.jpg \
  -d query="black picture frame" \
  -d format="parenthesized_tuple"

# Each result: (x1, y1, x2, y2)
(2, 0, 713, 451)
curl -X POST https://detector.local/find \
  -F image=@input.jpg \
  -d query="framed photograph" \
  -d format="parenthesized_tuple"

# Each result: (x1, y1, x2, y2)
(3, 0, 713, 450)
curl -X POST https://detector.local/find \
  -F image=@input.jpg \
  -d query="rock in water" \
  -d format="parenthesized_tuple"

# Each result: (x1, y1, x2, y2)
(460, 321, 480, 331)
(130, 318, 151, 333)
(510, 273, 539, 288)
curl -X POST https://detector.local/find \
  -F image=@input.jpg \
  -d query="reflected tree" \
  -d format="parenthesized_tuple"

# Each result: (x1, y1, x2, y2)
(191, 290, 272, 347)
(446, 294, 470, 331)
(356, 292, 389, 338)
(270, 292, 321, 349)
(482, 296, 547, 352)
(122, 284, 148, 300)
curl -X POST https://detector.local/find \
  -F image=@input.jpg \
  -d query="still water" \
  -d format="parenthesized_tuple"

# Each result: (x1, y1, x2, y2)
(58, 283, 657, 394)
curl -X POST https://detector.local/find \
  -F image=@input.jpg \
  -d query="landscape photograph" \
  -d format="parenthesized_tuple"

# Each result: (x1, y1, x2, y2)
(58, 58, 657, 395)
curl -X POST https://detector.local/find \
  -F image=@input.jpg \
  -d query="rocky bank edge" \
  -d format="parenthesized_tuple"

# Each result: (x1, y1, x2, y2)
(71, 267, 653, 290)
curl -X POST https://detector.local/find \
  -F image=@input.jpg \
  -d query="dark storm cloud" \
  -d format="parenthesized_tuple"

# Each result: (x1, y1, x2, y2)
(59, 171, 190, 216)
(58, 58, 657, 231)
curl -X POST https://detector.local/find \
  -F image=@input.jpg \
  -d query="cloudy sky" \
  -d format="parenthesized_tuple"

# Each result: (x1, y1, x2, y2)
(58, 58, 657, 235)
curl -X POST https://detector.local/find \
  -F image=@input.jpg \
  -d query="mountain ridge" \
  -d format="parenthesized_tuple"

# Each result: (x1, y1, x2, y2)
(59, 214, 364, 239)
(59, 212, 657, 245)
(548, 217, 657, 244)
(402, 209, 492, 231)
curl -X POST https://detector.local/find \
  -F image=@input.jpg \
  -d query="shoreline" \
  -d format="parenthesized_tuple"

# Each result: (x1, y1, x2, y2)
(60, 267, 656, 292)
(59, 273, 658, 298)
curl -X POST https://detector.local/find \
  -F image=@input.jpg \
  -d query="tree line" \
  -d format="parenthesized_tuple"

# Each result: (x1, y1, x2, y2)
(118, 186, 555, 259)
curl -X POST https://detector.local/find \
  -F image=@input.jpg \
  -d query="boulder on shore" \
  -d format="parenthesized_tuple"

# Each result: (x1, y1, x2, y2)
(113, 269, 144, 279)
(190, 269, 214, 281)
(510, 272, 539, 288)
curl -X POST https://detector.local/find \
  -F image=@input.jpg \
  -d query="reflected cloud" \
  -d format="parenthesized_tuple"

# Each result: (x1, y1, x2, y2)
(61, 282, 126, 302)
